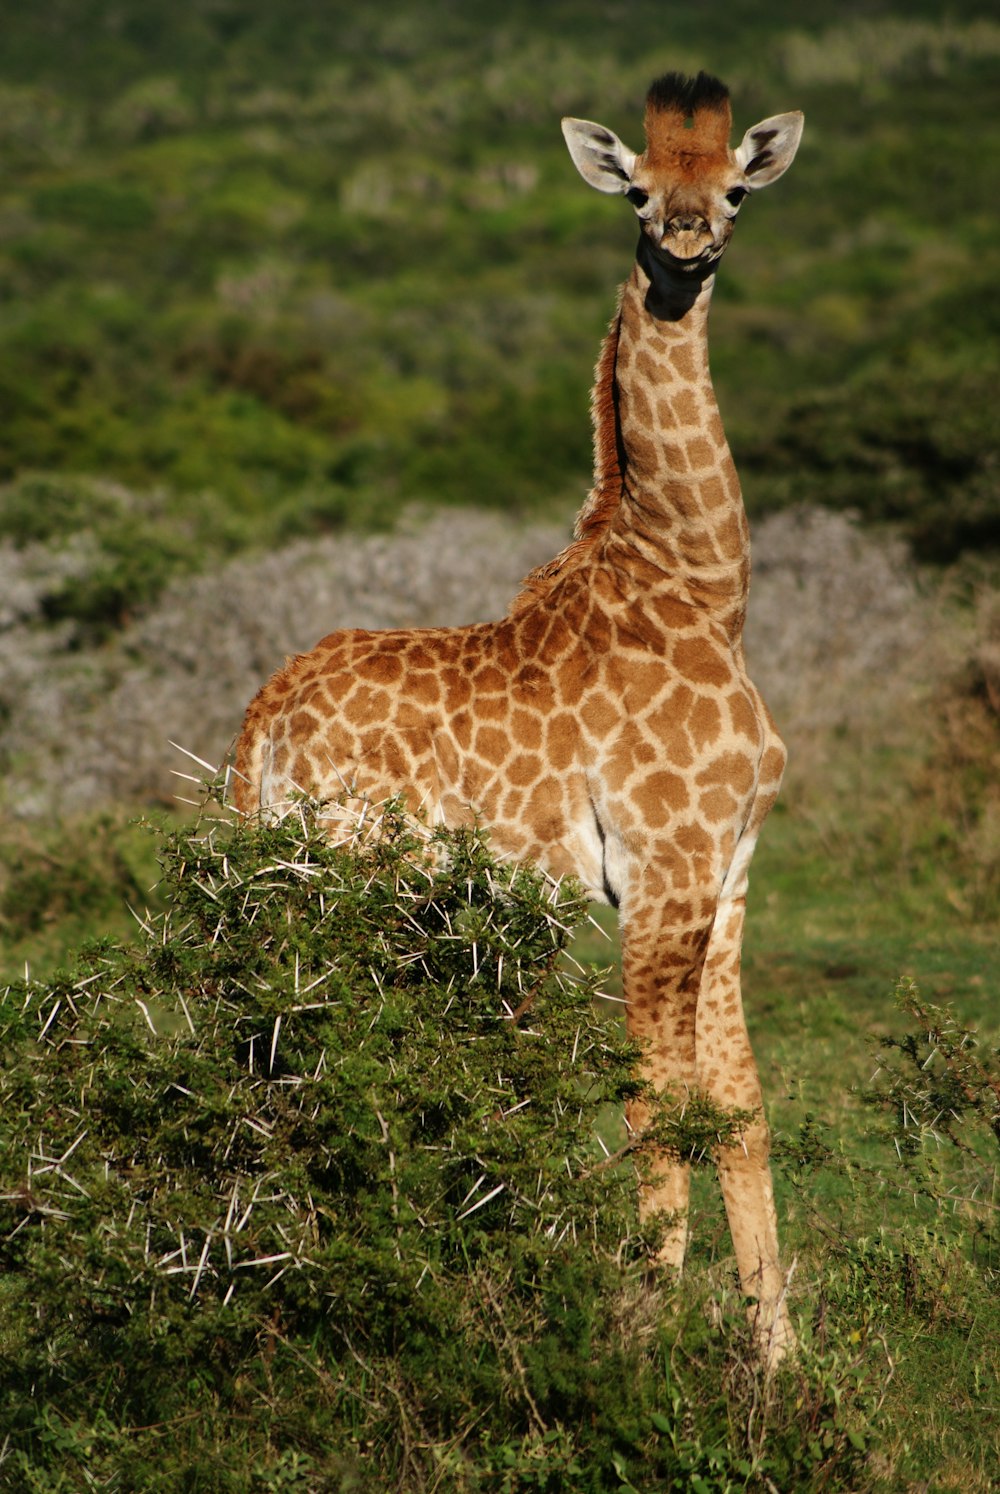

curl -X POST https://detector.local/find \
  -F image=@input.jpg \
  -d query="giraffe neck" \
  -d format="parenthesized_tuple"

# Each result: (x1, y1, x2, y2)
(604, 241, 750, 637)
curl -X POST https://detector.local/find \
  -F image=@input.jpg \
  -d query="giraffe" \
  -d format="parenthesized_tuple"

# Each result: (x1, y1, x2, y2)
(231, 71, 803, 1364)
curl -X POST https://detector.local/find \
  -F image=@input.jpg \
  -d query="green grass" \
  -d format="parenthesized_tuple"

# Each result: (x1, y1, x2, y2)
(0, 811, 169, 979)
(0, 807, 879, 1493)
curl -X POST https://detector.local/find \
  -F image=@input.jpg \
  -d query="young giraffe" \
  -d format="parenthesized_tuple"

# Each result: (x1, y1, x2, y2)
(232, 71, 803, 1363)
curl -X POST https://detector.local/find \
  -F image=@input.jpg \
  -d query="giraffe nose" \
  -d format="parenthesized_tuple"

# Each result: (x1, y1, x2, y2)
(667, 213, 709, 235)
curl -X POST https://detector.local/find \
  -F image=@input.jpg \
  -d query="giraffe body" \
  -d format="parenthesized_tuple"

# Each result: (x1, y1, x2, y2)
(233, 71, 803, 1365)
(236, 552, 771, 906)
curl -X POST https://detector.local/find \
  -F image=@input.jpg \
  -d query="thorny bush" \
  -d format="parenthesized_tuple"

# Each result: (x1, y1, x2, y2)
(0, 803, 879, 1491)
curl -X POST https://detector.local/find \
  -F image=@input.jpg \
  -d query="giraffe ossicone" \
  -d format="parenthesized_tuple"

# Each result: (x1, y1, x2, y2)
(232, 70, 803, 1367)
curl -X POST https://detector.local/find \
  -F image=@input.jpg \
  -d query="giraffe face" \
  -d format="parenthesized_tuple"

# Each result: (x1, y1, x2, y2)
(623, 153, 749, 271)
(562, 72, 802, 276)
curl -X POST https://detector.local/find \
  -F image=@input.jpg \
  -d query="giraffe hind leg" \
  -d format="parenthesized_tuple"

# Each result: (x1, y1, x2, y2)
(696, 871, 795, 1365)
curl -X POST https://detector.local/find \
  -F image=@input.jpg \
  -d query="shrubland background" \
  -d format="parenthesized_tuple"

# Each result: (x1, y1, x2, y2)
(0, 1, 998, 1489)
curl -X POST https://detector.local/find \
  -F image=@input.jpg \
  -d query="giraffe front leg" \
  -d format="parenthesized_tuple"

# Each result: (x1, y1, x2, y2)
(697, 877, 795, 1367)
(620, 902, 712, 1272)
(629, 1104, 691, 1272)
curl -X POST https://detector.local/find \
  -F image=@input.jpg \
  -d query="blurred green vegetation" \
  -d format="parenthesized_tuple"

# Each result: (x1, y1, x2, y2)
(0, 810, 166, 975)
(0, 0, 997, 635)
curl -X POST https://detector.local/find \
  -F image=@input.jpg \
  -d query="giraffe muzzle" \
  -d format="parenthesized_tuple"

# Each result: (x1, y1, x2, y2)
(662, 213, 712, 251)
(658, 218, 718, 269)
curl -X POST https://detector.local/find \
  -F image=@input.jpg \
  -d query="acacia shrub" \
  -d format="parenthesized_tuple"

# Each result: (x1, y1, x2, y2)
(0, 804, 639, 1488)
(0, 804, 877, 1491)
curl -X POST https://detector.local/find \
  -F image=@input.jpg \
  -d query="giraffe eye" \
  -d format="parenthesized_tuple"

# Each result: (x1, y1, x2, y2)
(726, 187, 748, 208)
(626, 186, 649, 208)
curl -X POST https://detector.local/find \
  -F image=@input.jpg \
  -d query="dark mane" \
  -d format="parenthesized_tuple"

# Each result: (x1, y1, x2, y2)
(646, 70, 729, 117)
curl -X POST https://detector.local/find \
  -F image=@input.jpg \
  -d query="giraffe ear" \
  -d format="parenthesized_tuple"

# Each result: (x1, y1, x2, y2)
(561, 117, 637, 194)
(734, 111, 804, 189)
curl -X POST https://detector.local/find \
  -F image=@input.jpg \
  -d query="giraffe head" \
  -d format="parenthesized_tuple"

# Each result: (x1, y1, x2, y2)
(562, 71, 802, 275)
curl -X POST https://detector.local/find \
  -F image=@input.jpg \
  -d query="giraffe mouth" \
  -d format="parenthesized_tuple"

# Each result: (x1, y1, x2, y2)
(651, 221, 725, 273)
(654, 240, 724, 274)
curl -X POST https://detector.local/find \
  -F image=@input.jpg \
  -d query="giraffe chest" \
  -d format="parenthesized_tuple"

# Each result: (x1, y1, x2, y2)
(434, 621, 767, 903)
(575, 622, 773, 901)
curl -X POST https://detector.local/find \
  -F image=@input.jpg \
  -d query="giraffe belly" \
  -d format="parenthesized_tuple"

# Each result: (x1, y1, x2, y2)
(235, 610, 614, 899)
(259, 716, 440, 822)
(248, 674, 608, 900)
(431, 729, 609, 901)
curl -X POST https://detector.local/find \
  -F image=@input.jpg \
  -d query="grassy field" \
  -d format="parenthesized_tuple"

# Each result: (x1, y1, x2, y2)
(0, 1, 998, 1488)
